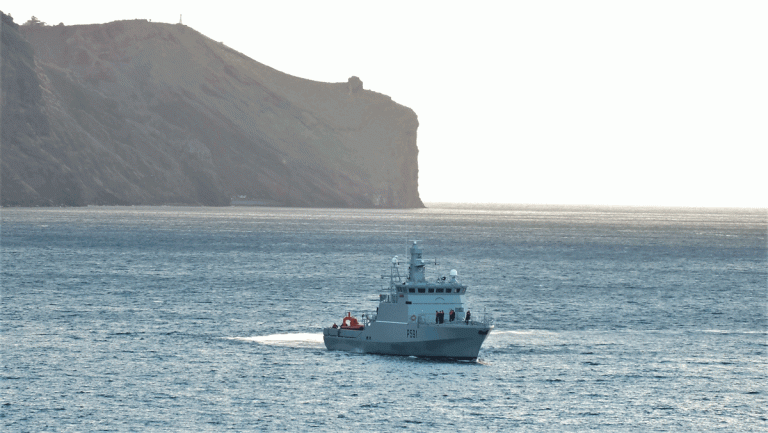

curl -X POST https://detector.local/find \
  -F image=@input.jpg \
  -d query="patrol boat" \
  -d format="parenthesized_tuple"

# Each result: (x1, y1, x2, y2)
(323, 241, 493, 360)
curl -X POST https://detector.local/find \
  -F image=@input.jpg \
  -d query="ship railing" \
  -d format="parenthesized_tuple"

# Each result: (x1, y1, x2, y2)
(477, 316, 495, 327)
(460, 308, 494, 326)
(378, 293, 399, 303)
(417, 310, 494, 327)
(480, 308, 494, 326)
(360, 311, 377, 326)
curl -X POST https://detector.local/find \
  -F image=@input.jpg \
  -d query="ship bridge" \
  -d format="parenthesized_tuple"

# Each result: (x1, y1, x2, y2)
(394, 282, 466, 298)
(376, 241, 472, 322)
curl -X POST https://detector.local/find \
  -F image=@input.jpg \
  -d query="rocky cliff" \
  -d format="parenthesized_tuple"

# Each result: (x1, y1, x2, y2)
(1, 13, 423, 207)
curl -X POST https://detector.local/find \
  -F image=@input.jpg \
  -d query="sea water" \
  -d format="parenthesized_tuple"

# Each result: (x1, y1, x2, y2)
(1, 204, 766, 431)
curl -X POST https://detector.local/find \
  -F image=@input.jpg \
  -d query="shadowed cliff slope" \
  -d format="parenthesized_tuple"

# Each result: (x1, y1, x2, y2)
(1, 13, 423, 207)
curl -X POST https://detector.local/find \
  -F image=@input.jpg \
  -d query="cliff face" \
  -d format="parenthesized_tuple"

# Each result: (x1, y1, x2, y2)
(1, 14, 423, 207)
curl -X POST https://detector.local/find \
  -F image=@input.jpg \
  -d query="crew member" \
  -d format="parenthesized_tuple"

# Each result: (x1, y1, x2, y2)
(465, 310, 471, 325)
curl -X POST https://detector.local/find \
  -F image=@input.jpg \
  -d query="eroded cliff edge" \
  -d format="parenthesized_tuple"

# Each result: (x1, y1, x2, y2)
(1, 13, 423, 207)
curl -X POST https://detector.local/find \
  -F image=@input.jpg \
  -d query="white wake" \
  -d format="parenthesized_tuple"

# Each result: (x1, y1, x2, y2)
(229, 333, 324, 347)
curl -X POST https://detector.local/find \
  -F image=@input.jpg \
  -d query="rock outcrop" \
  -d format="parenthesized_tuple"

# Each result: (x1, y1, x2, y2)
(1, 12, 423, 207)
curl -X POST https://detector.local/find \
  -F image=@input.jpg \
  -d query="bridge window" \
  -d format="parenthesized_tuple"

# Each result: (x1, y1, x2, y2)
(436, 288, 444, 293)
(418, 288, 425, 293)
(409, 288, 415, 293)
(428, 288, 434, 293)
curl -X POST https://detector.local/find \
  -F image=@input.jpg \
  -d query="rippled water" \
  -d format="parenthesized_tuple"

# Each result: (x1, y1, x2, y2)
(2, 204, 766, 431)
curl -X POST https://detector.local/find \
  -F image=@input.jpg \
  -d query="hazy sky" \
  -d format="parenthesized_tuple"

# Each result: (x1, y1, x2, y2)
(5, 1, 766, 207)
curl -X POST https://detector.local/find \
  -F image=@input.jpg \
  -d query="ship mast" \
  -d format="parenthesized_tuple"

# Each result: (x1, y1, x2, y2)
(407, 241, 426, 284)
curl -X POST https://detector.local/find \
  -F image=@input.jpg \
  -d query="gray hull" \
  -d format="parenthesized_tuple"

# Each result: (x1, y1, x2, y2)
(323, 322, 491, 360)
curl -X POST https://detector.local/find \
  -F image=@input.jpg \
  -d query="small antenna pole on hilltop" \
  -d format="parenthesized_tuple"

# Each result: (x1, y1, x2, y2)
(179, 14, 182, 25)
